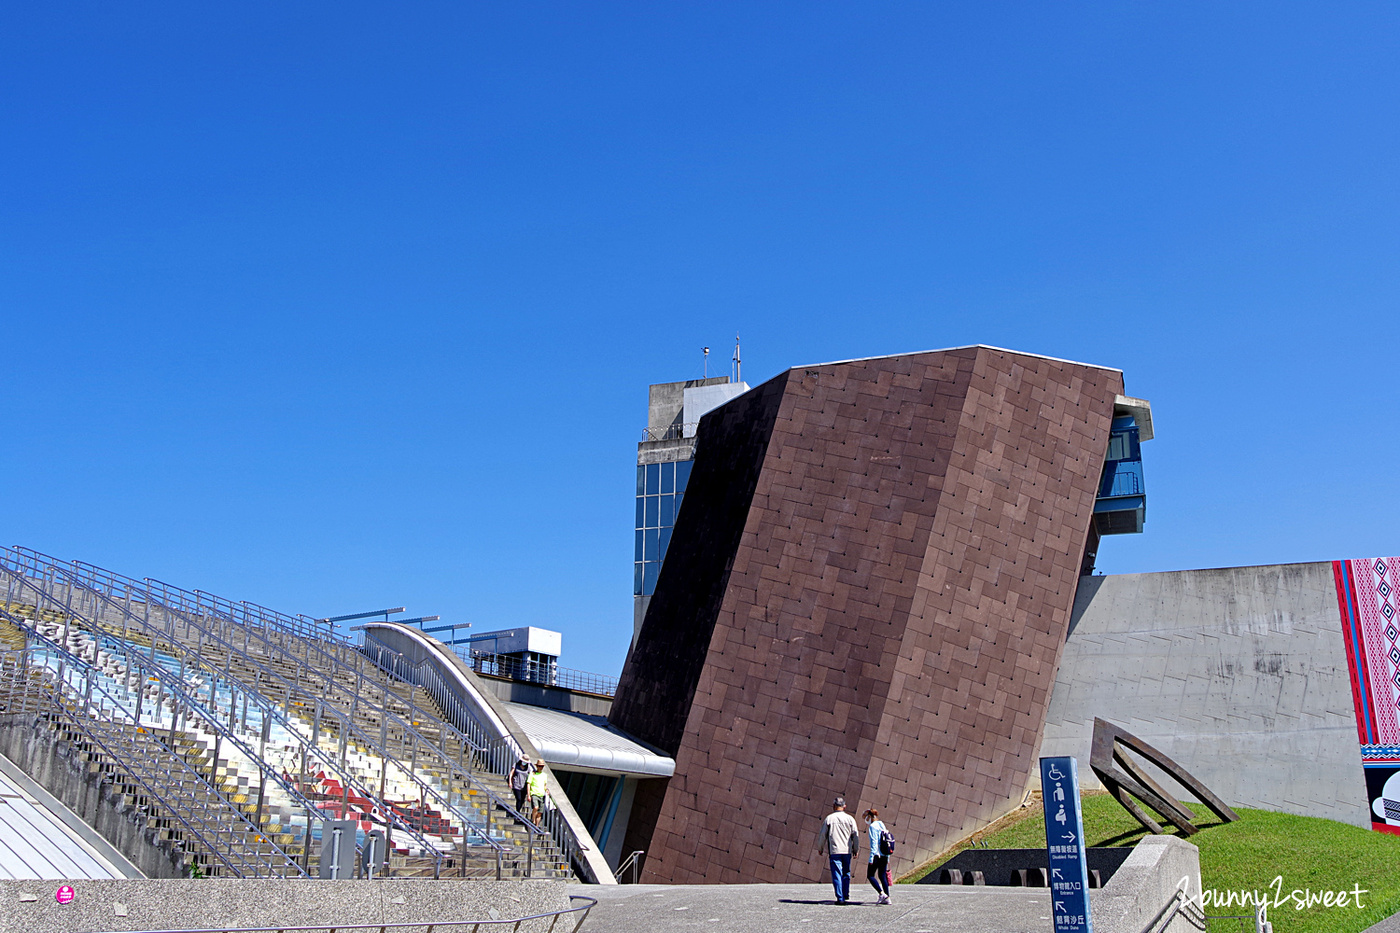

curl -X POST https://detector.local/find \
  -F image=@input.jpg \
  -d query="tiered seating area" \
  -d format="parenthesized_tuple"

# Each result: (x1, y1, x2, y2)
(0, 549, 571, 881)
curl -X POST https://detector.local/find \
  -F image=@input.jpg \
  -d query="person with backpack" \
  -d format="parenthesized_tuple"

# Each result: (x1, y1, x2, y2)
(863, 807, 894, 904)
(510, 757, 531, 812)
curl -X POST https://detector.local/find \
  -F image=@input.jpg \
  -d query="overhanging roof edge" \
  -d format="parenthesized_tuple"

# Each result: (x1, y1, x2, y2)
(790, 344, 1125, 375)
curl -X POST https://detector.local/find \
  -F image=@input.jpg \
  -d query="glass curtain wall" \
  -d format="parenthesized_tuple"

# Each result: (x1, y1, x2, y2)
(634, 460, 694, 596)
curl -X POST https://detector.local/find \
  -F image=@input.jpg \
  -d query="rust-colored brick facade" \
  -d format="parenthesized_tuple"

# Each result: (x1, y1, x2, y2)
(609, 346, 1124, 883)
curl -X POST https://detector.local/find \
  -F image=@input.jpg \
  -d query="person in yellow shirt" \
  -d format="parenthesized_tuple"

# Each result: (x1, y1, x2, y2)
(526, 758, 549, 826)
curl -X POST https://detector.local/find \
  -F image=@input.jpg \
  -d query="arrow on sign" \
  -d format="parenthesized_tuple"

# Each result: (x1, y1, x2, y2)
(1063, 830, 1076, 842)
(1055, 901, 1065, 912)
(1052, 868, 1063, 879)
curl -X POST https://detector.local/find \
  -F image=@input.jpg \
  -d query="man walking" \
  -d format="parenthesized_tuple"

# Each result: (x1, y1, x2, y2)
(818, 796, 860, 904)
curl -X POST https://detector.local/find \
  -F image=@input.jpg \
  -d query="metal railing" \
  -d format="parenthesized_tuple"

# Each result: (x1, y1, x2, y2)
(0, 637, 308, 878)
(0, 559, 458, 876)
(362, 635, 524, 776)
(361, 630, 591, 878)
(62, 550, 534, 785)
(4, 548, 559, 877)
(0, 596, 360, 874)
(89, 895, 598, 933)
(640, 423, 698, 442)
(1140, 884, 1208, 933)
(616, 850, 645, 884)
(466, 651, 618, 697)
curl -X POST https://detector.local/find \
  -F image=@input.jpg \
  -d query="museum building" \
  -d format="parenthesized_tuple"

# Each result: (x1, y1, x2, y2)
(610, 345, 1154, 883)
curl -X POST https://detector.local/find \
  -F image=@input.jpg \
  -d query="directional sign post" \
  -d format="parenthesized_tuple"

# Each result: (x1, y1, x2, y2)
(1041, 756, 1093, 933)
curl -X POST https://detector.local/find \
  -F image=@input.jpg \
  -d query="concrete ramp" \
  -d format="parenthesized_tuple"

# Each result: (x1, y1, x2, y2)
(0, 752, 140, 879)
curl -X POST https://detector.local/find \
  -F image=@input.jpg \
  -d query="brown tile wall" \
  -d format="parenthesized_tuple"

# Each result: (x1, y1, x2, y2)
(610, 347, 1123, 884)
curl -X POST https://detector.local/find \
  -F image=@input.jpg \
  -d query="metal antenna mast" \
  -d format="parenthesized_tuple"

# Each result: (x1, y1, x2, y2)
(733, 335, 741, 383)
(703, 346, 710, 378)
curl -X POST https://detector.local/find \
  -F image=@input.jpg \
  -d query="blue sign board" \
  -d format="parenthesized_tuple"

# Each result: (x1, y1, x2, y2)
(1040, 756, 1093, 933)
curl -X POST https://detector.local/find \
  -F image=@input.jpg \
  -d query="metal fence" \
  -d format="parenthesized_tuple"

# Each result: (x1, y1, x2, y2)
(360, 630, 593, 881)
(465, 651, 618, 697)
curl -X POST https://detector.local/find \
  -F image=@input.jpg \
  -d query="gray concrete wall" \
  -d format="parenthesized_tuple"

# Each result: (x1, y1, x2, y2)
(0, 877, 572, 933)
(1039, 563, 1369, 826)
(474, 675, 613, 717)
(0, 719, 189, 879)
(1092, 836, 1202, 933)
(646, 377, 729, 432)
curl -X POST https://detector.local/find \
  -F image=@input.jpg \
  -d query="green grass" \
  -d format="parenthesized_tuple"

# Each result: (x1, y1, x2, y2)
(903, 793, 1400, 933)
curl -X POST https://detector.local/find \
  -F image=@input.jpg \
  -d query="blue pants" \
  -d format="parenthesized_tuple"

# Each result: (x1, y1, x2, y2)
(828, 853, 852, 902)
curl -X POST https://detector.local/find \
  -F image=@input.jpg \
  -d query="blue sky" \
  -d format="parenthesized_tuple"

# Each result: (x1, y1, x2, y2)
(4, 4, 1399, 676)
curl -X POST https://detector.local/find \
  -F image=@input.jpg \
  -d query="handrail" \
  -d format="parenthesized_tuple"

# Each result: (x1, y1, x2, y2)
(9, 549, 341, 649)
(0, 637, 306, 878)
(1139, 884, 1208, 933)
(88, 894, 597, 933)
(0, 595, 347, 860)
(9, 560, 465, 876)
(3, 549, 552, 875)
(616, 849, 645, 884)
(360, 629, 591, 878)
(641, 422, 699, 442)
(64, 552, 532, 802)
(361, 636, 524, 775)
(61, 561, 543, 865)
(0, 562, 455, 875)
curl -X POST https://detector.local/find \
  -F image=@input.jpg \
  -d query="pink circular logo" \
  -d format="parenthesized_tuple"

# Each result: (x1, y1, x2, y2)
(55, 885, 74, 905)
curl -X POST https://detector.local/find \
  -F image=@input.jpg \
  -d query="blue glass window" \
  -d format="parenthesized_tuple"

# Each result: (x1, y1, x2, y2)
(634, 457, 698, 598)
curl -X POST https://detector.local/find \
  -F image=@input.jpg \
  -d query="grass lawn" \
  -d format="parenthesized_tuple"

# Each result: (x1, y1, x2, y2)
(903, 793, 1400, 933)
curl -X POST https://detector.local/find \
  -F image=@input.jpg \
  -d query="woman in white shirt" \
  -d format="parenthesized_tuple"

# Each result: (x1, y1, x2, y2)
(863, 808, 892, 904)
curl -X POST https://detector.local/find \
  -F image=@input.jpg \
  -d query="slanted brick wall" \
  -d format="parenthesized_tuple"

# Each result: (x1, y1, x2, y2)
(611, 347, 1123, 883)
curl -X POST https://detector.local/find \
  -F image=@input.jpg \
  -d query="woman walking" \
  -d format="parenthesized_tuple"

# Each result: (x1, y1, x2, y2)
(863, 808, 892, 904)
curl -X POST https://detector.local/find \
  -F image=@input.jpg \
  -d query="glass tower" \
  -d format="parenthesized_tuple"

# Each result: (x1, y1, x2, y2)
(634, 459, 694, 597)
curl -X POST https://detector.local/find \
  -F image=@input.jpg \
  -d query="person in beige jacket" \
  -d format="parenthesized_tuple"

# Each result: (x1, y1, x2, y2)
(818, 796, 860, 904)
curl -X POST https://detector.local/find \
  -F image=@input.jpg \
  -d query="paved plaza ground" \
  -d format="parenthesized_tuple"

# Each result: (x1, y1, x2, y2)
(584, 883, 1062, 933)
(584, 883, 1400, 933)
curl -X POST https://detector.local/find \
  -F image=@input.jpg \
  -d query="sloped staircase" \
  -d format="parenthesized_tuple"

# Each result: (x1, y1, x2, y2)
(0, 552, 571, 880)
(0, 626, 306, 878)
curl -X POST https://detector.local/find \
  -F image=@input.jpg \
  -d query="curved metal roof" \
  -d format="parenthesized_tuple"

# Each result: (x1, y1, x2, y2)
(504, 702, 675, 777)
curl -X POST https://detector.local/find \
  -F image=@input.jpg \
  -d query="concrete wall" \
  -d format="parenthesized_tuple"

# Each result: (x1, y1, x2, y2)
(474, 674, 613, 717)
(0, 877, 572, 933)
(1092, 836, 1202, 933)
(1039, 563, 1370, 827)
(0, 718, 189, 879)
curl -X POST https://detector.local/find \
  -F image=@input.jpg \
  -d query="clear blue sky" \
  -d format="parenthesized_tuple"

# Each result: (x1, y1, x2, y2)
(4, 4, 1398, 676)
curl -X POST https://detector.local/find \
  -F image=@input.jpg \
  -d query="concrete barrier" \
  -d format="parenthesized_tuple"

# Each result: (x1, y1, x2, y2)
(0, 878, 572, 933)
(1091, 836, 1202, 933)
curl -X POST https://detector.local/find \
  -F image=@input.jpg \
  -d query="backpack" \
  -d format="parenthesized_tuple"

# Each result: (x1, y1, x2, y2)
(878, 829, 895, 856)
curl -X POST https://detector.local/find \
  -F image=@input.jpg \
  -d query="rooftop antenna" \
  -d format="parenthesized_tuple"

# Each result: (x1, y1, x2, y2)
(703, 346, 710, 378)
(733, 334, 741, 384)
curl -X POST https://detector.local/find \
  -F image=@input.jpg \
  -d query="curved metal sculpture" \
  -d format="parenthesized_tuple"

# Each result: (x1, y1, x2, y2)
(1089, 717, 1239, 835)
